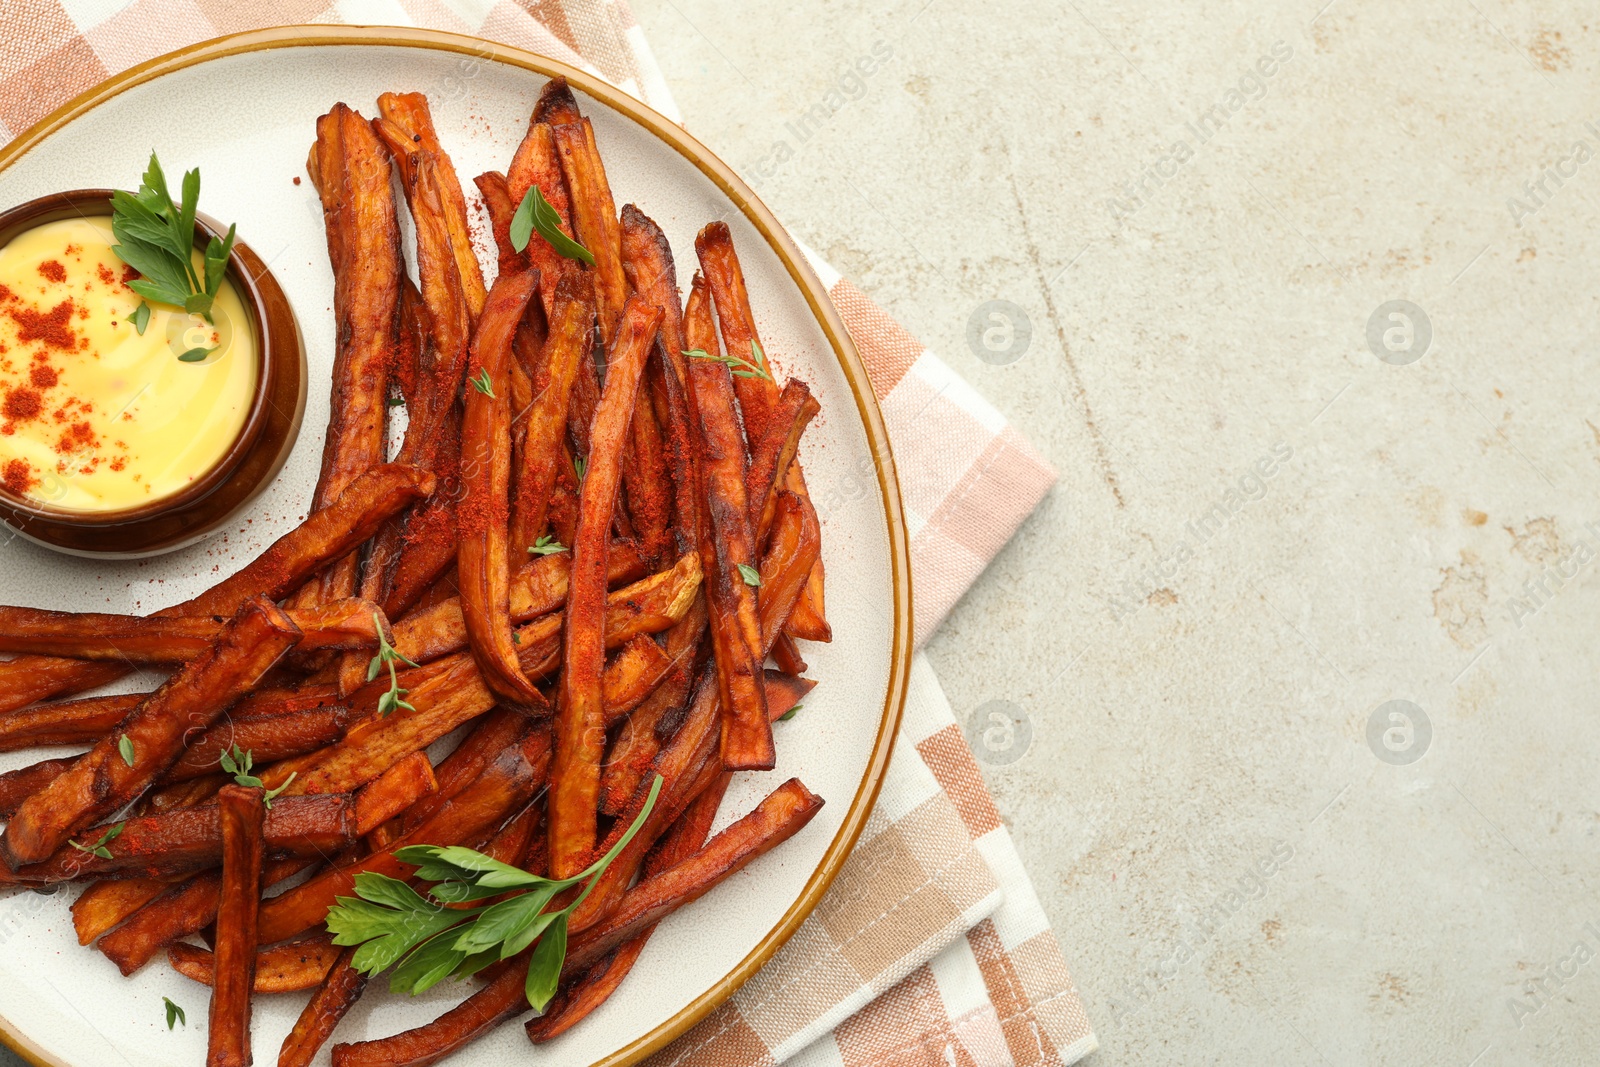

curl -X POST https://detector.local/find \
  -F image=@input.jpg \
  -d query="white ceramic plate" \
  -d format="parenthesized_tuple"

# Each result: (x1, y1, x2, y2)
(0, 28, 910, 1067)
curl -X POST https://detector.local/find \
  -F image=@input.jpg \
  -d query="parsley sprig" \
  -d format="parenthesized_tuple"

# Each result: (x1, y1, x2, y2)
(69, 821, 126, 860)
(326, 775, 663, 1012)
(367, 612, 418, 717)
(527, 535, 567, 556)
(469, 368, 495, 398)
(110, 152, 237, 324)
(219, 745, 295, 808)
(162, 997, 186, 1030)
(509, 185, 595, 266)
(684, 339, 773, 383)
(738, 563, 762, 587)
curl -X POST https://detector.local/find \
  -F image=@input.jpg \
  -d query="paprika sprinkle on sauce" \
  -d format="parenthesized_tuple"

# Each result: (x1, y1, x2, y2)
(0, 216, 257, 512)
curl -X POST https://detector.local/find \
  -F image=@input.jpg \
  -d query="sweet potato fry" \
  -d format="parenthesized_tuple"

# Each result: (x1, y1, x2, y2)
(142, 776, 227, 816)
(165, 703, 352, 782)
(375, 425, 461, 621)
(458, 269, 544, 708)
(208, 785, 263, 1067)
(551, 296, 662, 878)
(533, 75, 582, 125)
(758, 491, 823, 650)
(621, 204, 700, 556)
(1, 596, 302, 870)
(296, 107, 398, 624)
(331, 958, 527, 1067)
(473, 170, 523, 278)
(169, 934, 340, 993)
(391, 277, 428, 406)
(747, 379, 818, 544)
(563, 778, 824, 975)
(95, 756, 436, 974)
(0, 794, 355, 885)
(280, 946, 367, 1067)
(507, 120, 577, 322)
(71, 877, 175, 946)
(256, 732, 549, 945)
(377, 92, 486, 317)
(772, 631, 808, 675)
(352, 753, 439, 833)
(553, 118, 627, 345)
(300, 104, 401, 609)
(695, 223, 830, 641)
(510, 272, 594, 552)
(300, 107, 403, 630)
(0, 465, 433, 715)
(568, 352, 602, 463)
(0, 756, 71, 819)
(762, 670, 816, 725)
(0, 684, 341, 758)
(683, 275, 772, 771)
(621, 389, 674, 567)
(0, 692, 141, 751)
(195, 466, 435, 612)
(392, 154, 473, 453)
(601, 634, 674, 725)
(0, 598, 385, 662)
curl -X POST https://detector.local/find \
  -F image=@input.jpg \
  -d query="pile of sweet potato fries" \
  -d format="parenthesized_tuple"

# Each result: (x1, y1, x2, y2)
(0, 76, 832, 1066)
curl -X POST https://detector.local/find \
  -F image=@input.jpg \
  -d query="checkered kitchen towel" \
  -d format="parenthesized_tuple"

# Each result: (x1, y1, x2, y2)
(0, 3, 1091, 1065)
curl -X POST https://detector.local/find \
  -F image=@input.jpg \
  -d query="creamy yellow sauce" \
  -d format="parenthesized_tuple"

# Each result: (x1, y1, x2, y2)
(0, 217, 256, 512)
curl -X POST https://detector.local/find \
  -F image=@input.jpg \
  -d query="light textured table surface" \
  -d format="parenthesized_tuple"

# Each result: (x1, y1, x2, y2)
(631, 3, 1600, 1065)
(5, 6, 1597, 1066)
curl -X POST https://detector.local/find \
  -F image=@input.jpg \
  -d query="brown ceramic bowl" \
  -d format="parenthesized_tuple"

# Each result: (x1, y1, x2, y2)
(0, 188, 305, 557)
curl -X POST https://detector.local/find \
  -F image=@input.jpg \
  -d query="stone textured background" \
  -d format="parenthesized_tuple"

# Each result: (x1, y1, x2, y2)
(630, 2, 1600, 1064)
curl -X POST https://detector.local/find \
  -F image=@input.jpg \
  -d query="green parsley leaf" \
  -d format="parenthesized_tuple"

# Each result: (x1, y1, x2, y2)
(177, 348, 210, 363)
(389, 926, 471, 996)
(738, 563, 762, 587)
(326, 775, 665, 1010)
(777, 702, 803, 722)
(387, 396, 406, 407)
(128, 301, 151, 335)
(110, 152, 237, 336)
(527, 534, 567, 556)
(469, 368, 495, 398)
(574, 456, 587, 482)
(118, 735, 136, 767)
(509, 185, 595, 265)
(524, 911, 568, 1011)
(163, 997, 185, 1030)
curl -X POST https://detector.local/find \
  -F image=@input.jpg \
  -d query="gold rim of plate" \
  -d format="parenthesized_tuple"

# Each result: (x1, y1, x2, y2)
(0, 24, 913, 1067)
